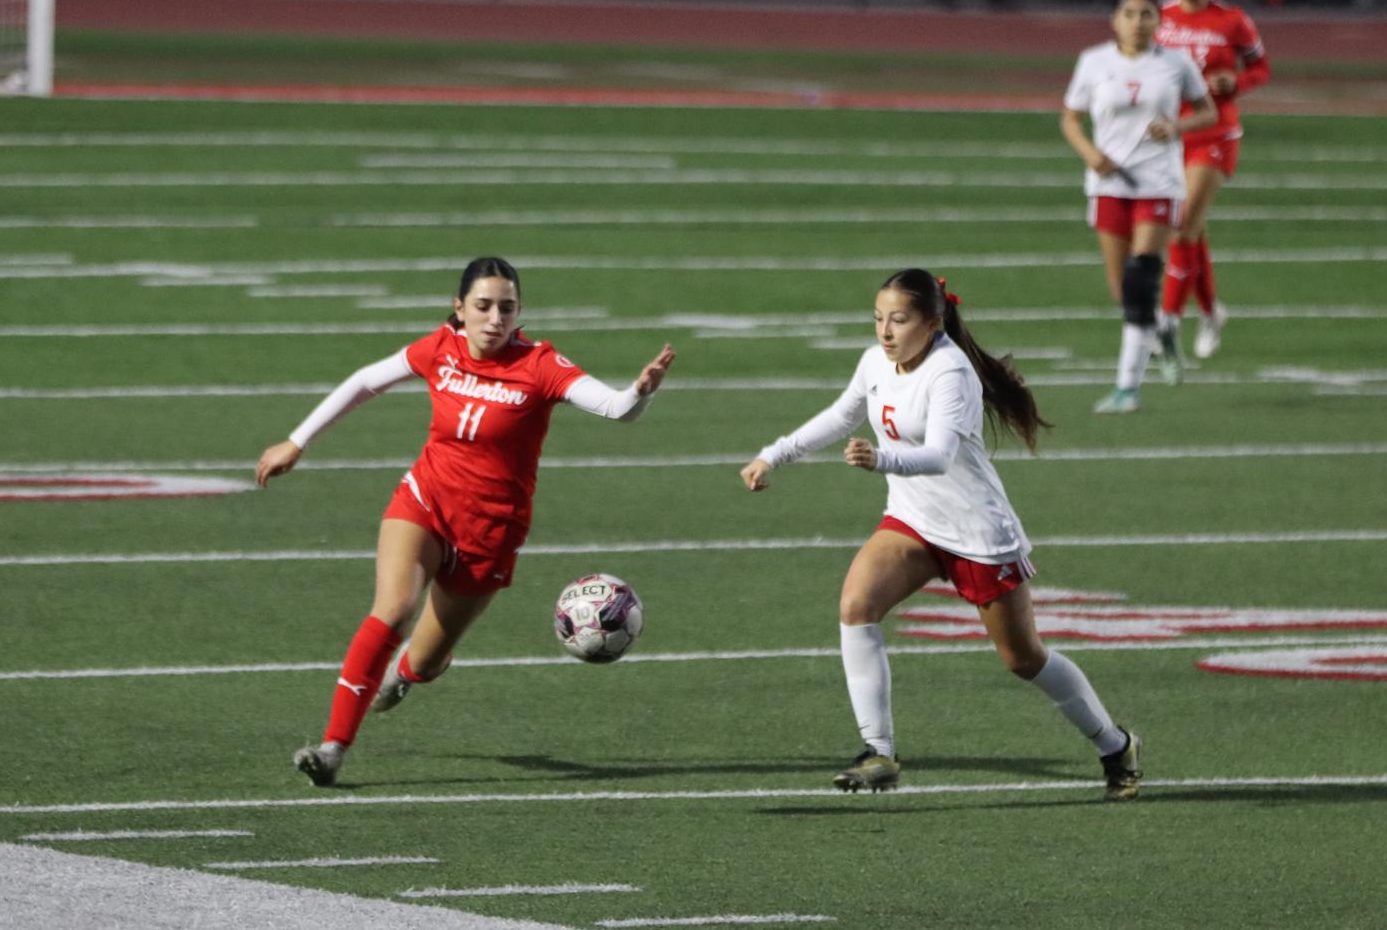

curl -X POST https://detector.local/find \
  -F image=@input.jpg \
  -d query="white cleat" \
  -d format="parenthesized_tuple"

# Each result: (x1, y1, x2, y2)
(1093, 388, 1140, 415)
(1194, 302, 1228, 359)
(371, 666, 411, 714)
(372, 645, 449, 714)
(1155, 325, 1184, 386)
(293, 742, 344, 787)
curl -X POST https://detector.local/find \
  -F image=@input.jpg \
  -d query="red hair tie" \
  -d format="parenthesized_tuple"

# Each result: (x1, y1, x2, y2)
(937, 276, 962, 307)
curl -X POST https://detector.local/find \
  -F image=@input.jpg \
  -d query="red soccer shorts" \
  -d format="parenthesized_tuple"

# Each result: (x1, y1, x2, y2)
(382, 476, 519, 597)
(1088, 196, 1183, 239)
(878, 516, 1035, 607)
(1183, 137, 1241, 178)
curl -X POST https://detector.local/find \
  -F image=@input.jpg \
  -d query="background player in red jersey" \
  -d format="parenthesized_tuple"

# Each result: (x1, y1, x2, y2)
(256, 257, 676, 786)
(1156, 0, 1270, 365)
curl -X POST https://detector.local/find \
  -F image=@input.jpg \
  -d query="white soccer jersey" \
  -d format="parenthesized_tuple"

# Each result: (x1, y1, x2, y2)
(757, 337, 1030, 564)
(1063, 41, 1208, 199)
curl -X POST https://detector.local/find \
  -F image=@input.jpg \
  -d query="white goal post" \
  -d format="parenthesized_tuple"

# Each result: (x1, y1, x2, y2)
(1, 0, 54, 96)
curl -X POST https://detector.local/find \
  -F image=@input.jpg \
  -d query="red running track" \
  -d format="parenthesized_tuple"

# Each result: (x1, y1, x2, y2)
(55, 0, 1381, 61)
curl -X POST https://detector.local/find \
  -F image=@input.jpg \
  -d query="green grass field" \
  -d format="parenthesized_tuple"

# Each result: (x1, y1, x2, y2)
(2, 84, 1386, 929)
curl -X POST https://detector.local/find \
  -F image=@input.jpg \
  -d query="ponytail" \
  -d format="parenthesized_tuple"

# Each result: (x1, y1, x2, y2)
(881, 269, 1051, 452)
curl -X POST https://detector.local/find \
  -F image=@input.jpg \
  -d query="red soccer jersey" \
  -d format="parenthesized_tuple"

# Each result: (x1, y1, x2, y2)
(1157, 1, 1268, 145)
(402, 324, 586, 546)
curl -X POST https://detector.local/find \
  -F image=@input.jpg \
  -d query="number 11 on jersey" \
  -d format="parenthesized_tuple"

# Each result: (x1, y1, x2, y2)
(457, 403, 486, 441)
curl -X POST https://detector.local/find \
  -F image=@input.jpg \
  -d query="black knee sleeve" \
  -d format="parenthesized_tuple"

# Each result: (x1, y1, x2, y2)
(1121, 254, 1164, 326)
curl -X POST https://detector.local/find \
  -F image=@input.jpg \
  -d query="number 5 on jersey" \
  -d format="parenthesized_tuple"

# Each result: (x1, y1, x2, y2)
(457, 403, 487, 441)
(881, 405, 901, 440)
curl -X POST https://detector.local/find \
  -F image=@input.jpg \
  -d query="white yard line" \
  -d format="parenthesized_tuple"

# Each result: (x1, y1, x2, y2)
(1, 530, 1385, 569)
(4, 774, 1386, 817)
(357, 154, 677, 169)
(205, 856, 440, 870)
(35, 204, 1371, 234)
(248, 284, 389, 299)
(142, 274, 275, 287)
(0, 370, 1365, 394)
(2, 370, 1386, 398)
(3, 248, 1386, 281)
(0, 131, 1381, 164)
(0, 383, 344, 398)
(2, 304, 1383, 340)
(5, 636, 1387, 683)
(353, 300, 609, 319)
(20, 829, 253, 841)
(326, 205, 1387, 228)
(0, 322, 443, 337)
(595, 917, 834, 928)
(400, 884, 641, 898)
(0, 843, 575, 930)
(0, 215, 259, 229)
(2, 374, 1353, 393)
(3, 445, 1384, 477)
(2, 168, 1387, 192)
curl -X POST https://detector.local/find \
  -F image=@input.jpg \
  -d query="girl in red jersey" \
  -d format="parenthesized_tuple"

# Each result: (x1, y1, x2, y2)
(256, 257, 676, 786)
(1156, 0, 1270, 364)
(1061, 0, 1216, 414)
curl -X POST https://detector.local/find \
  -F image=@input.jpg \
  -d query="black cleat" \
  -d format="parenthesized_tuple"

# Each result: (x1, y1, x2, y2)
(832, 747, 901, 794)
(1101, 727, 1143, 801)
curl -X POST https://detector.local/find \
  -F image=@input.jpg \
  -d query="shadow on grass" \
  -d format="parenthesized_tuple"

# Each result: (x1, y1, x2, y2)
(340, 751, 1077, 789)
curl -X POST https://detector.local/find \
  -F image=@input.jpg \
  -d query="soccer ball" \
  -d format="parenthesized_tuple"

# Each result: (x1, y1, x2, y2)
(553, 573, 644, 664)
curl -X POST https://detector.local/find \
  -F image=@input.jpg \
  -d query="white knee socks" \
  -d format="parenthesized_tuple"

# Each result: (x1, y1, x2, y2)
(1117, 323, 1154, 391)
(839, 623, 894, 757)
(1030, 650, 1126, 756)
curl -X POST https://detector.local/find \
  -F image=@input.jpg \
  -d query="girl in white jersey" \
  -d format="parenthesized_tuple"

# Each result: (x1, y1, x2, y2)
(1061, 0, 1216, 413)
(741, 270, 1141, 801)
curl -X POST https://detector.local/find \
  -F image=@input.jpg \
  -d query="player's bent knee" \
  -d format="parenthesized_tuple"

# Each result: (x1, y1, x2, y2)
(1000, 649, 1047, 680)
(839, 594, 885, 627)
(1121, 254, 1163, 326)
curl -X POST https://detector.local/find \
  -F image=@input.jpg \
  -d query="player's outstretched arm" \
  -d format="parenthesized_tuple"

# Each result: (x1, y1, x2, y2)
(255, 350, 415, 488)
(256, 439, 303, 487)
(635, 343, 676, 396)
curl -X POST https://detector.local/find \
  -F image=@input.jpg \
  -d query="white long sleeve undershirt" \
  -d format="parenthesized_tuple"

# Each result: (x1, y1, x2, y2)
(289, 349, 415, 449)
(755, 386, 866, 468)
(756, 365, 967, 477)
(872, 417, 962, 476)
(287, 353, 650, 449)
(563, 375, 651, 422)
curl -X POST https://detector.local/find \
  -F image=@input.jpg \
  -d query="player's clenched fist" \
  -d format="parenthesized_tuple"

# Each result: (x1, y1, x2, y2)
(843, 437, 878, 471)
(256, 440, 302, 487)
(740, 458, 771, 491)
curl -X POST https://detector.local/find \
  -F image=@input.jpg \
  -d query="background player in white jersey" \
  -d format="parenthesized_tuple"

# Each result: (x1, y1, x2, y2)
(1061, 0, 1216, 413)
(740, 269, 1142, 801)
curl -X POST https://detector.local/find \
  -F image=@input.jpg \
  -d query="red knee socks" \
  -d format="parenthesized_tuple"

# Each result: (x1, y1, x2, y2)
(1162, 240, 1200, 317)
(398, 649, 452, 684)
(322, 615, 401, 747)
(1192, 236, 1217, 315)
